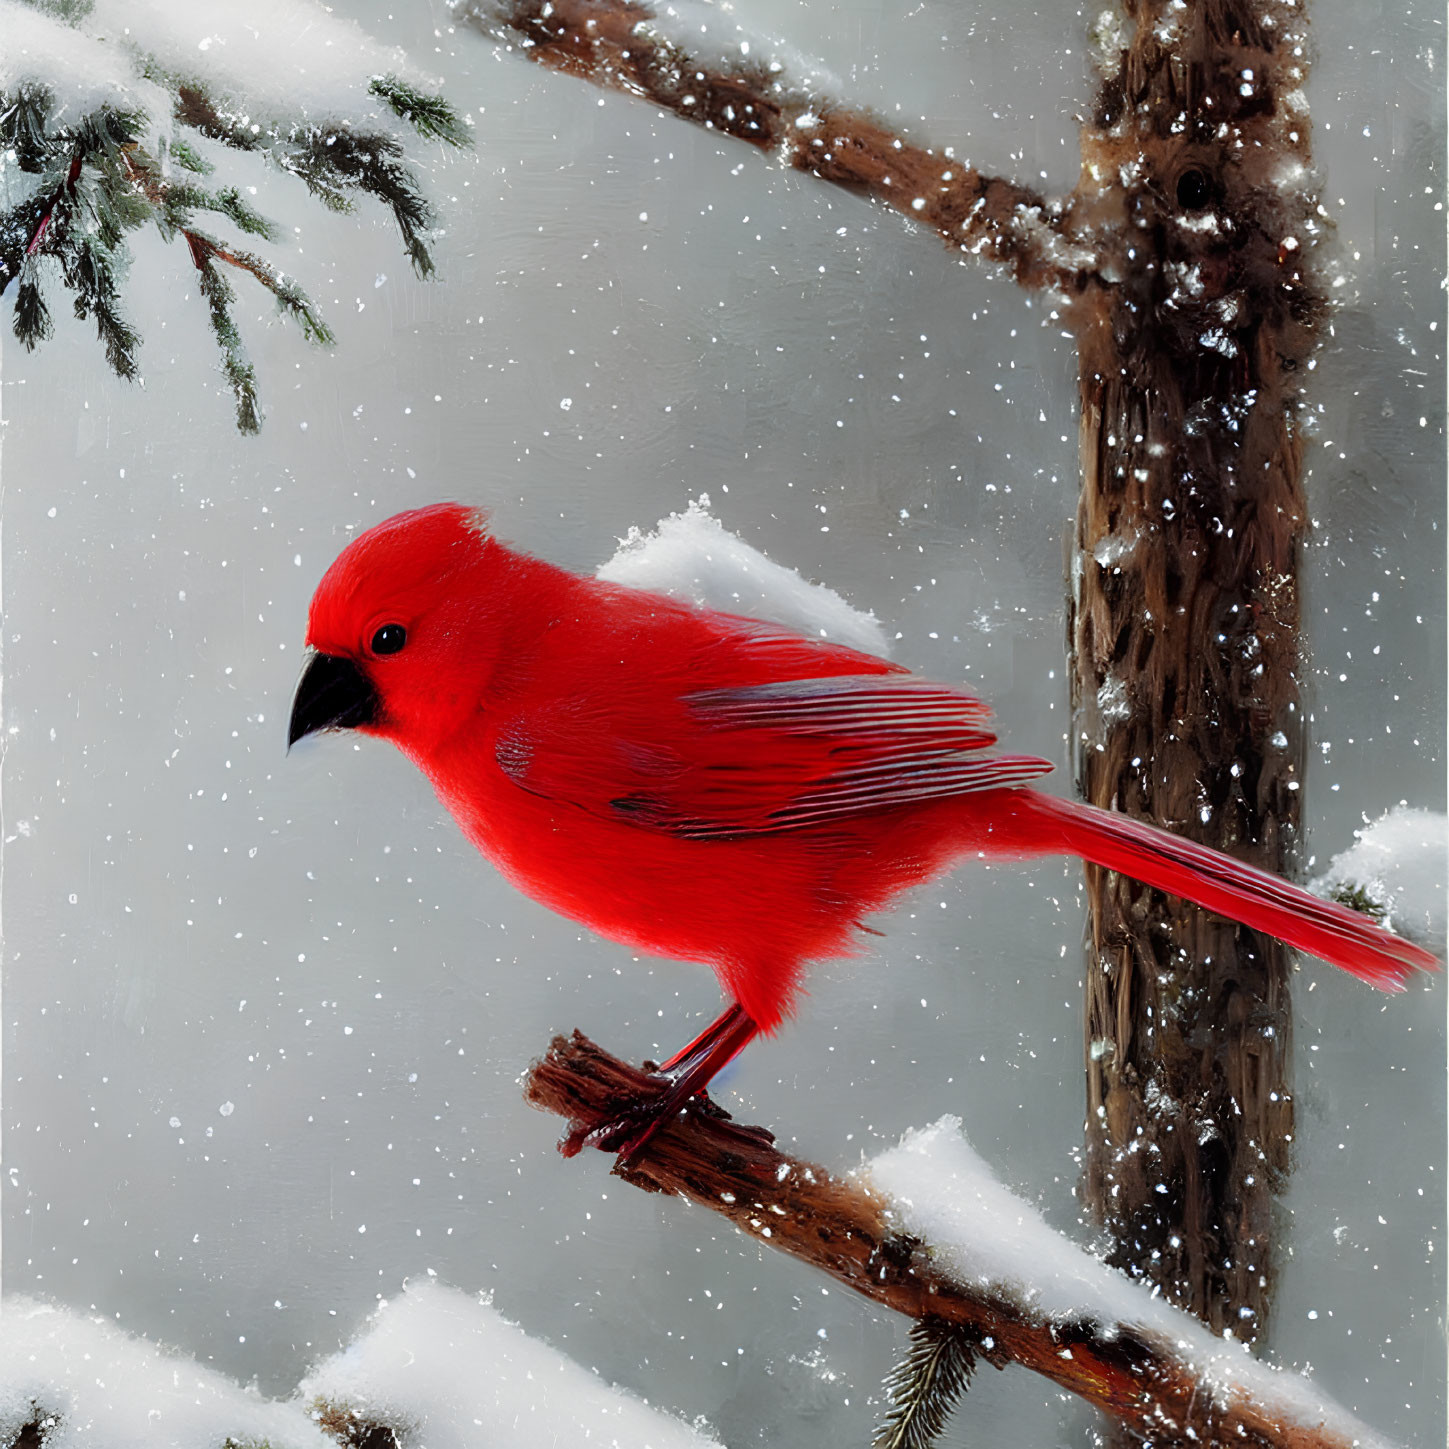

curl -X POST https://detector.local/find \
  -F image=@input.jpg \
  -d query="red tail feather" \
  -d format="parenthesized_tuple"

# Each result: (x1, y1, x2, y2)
(1018, 793, 1438, 991)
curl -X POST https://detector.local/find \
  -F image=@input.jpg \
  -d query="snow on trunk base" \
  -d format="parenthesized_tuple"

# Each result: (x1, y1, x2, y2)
(597, 497, 891, 658)
(300, 1279, 720, 1448)
(866, 1117, 1390, 1449)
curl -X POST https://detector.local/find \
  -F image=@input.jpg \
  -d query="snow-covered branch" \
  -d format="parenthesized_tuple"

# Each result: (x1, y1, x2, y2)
(527, 1030, 1390, 1449)
(456, 0, 1094, 294)
(1, 0, 468, 432)
(0, 1283, 721, 1448)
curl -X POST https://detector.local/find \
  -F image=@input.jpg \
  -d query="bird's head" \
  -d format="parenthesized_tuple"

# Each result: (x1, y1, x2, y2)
(289, 502, 503, 758)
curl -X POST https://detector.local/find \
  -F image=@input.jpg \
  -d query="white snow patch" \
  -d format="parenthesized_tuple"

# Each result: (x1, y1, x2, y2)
(0, 0, 436, 169)
(1095, 672, 1130, 725)
(87, 0, 431, 130)
(1089, 8, 1130, 74)
(0, 1285, 720, 1447)
(0, 1297, 330, 1449)
(867, 1118, 1390, 1449)
(301, 1279, 721, 1448)
(1091, 529, 1139, 568)
(598, 496, 891, 656)
(0, 1, 172, 140)
(1311, 805, 1447, 949)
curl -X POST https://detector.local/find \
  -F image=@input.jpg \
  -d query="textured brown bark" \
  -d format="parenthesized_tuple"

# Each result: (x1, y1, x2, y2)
(519, 1031, 1380, 1449)
(1064, 0, 1324, 1349)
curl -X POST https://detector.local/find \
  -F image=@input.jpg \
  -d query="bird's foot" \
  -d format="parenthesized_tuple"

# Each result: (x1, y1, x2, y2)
(558, 1075, 774, 1166)
(557, 1099, 657, 1160)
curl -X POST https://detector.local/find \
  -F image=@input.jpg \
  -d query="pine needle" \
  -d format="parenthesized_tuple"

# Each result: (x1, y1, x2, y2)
(874, 1318, 979, 1449)
(369, 74, 472, 148)
(1, 32, 459, 428)
(1328, 882, 1388, 923)
(12, 275, 53, 349)
(2, 82, 54, 173)
(192, 242, 260, 434)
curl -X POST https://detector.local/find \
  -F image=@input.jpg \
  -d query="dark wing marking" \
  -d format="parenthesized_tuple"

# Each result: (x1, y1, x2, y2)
(688, 675, 997, 744)
(495, 674, 1052, 840)
(639, 755, 1054, 838)
(680, 675, 1051, 834)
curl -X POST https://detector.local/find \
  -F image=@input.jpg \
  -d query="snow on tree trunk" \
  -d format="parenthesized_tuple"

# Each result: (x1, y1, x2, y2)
(1066, 0, 1325, 1351)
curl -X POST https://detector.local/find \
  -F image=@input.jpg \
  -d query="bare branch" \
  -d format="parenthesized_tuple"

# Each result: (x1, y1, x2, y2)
(527, 1031, 1385, 1449)
(457, 0, 1094, 294)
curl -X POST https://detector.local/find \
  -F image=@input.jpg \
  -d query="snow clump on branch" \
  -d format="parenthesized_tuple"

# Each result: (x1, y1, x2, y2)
(0, 1296, 331, 1449)
(86, 0, 437, 137)
(0, 1283, 722, 1447)
(302, 1278, 722, 1448)
(1311, 805, 1447, 949)
(598, 495, 892, 656)
(868, 1117, 1391, 1449)
(0, 2, 172, 145)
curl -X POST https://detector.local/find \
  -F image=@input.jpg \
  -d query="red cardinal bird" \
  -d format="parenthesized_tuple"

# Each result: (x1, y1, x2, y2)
(290, 503, 1435, 1155)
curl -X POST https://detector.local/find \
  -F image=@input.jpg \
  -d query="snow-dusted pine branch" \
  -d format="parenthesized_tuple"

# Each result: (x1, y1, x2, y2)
(1311, 807, 1447, 949)
(0, 0, 468, 432)
(526, 1030, 1390, 1449)
(874, 1316, 981, 1449)
(0, 1283, 721, 1448)
(456, 0, 1095, 295)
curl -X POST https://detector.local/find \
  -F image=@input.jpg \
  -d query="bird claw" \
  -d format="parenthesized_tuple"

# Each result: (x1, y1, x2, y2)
(556, 1086, 675, 1162)
(557, 1079, 775, 1165)
(558, 1106, 660, 1160)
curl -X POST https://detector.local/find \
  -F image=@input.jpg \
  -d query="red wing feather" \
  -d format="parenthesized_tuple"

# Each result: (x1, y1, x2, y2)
(687, 676, 998, 743)
(496, 673, 1053, 839)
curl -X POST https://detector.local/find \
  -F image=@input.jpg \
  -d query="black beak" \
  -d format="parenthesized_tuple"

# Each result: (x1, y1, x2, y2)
(288, 652, 380, 748)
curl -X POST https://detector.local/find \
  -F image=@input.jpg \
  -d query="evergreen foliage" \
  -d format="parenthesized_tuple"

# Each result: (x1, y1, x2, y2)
(1328, 881, 1388, 923)
(873, 1317, 980, 1449)
(1, 8, 468, 433)
(370, 74, 472, 148)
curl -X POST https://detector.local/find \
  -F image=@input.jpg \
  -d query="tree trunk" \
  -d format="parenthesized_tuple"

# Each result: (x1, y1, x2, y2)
(1067, 0, 1325, 1352)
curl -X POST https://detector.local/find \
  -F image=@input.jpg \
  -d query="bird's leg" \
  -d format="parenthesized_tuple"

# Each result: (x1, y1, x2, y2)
(654, 999, 754, 1074)
(560, 1001, 765, 1162)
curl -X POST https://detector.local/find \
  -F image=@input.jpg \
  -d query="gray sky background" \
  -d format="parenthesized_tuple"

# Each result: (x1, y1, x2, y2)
(2, 0, 1443, 1443)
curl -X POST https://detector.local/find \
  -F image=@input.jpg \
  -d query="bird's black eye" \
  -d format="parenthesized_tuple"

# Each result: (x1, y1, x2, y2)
(371, 623, 407, 656)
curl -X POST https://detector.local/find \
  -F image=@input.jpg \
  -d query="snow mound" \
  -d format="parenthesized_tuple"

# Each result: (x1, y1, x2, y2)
(1311, 806, 1447, 949)
(598, 496, 890, 657)
(867, 1117, 1389, 1449)
(0, 1296, 329, 1449)
(0, 0, 438, 155)
(301, 1279, 721, 1448)
(0, 2, 173, 140)
(0, 1284, 719, 1447)
(88, 0, 432, 130)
